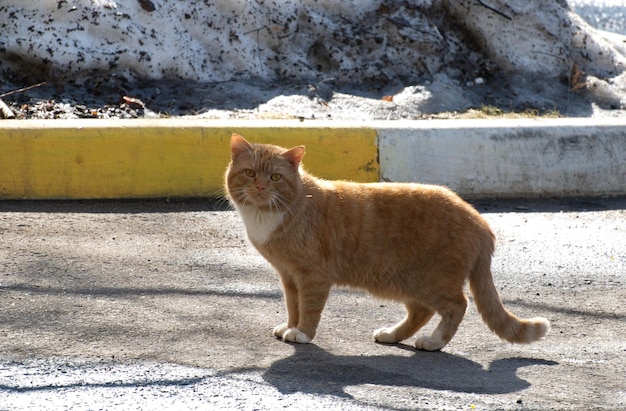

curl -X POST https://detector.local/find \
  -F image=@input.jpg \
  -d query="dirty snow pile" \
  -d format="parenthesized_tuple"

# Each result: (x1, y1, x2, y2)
(1, 0, 446, 83)
(1, 0, 626, 117)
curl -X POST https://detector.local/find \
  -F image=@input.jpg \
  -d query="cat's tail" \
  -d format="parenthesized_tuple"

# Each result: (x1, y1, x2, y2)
(469, 231, 550, 344)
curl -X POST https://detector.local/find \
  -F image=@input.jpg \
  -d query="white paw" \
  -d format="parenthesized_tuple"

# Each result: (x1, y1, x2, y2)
(373, 327, 397, 343)
(273, 323, 289, 339)
(414, 336, 445, 351)
(273, 324, 311, 344)
(283, 328, 312, 343)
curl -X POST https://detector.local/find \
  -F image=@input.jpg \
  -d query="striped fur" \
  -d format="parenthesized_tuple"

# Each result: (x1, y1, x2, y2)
(225, 133, 549, 350)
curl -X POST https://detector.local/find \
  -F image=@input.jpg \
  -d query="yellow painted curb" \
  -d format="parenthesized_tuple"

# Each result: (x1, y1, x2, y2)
(0, 119, 378, 200)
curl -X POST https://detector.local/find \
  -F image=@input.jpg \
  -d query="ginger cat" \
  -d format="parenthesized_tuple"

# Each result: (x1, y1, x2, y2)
(225, 133, 549, 351)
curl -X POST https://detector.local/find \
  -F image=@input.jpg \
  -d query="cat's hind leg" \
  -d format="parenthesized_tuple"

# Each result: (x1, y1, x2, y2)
(374, 302, 435, 344)
(414, 294, 467, 351)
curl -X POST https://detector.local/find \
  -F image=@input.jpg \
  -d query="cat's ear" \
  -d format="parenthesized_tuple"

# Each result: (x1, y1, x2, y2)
(230, 133, 253, 159)
(282, 145, 305, 170)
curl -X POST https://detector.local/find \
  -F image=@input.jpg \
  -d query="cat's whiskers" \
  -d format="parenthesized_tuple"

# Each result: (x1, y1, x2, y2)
(269, 192, 283, 211)
(231, 184, 288, 216)
(268, 197, 279, 214)
(231, 187, 257, 211)
(269, 191, 296, 216)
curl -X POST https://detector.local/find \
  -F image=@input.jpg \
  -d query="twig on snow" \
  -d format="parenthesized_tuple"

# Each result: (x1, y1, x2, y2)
(0, 81, 47, 98)
(476, 0, 512, 21)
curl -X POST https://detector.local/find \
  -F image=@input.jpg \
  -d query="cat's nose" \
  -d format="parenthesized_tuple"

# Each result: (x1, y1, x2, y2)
(256, 181, 267, 191)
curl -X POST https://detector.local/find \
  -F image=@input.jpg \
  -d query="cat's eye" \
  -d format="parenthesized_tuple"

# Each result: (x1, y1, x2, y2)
(244, 169, 256, 178)
(270, 173, 282, 182)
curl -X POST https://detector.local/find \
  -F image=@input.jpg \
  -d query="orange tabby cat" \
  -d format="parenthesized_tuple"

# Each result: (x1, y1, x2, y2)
(225, 133, 549, 351)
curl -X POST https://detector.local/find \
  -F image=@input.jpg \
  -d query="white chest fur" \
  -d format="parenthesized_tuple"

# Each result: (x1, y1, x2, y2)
(236, 204, 284, 245)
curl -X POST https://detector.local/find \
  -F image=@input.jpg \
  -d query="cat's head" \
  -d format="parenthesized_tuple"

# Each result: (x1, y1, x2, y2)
(226, 133, 305, 213)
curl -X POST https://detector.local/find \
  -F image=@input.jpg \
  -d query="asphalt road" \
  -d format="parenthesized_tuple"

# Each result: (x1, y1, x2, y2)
(0, 197, 624, 410)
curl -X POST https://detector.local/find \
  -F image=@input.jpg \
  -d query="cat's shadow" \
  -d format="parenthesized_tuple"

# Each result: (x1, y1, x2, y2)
(262, 342, 556, 398)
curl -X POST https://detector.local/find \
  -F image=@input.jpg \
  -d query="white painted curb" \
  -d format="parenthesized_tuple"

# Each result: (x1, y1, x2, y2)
(375, 118, 626, 198)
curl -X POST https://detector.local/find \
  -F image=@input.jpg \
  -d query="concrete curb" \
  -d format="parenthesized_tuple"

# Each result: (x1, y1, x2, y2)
(377, 118, 626, 198)
(0, 118, 625, 199)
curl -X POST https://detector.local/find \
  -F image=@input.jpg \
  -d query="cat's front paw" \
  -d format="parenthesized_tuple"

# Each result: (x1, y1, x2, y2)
(414, 335, 445, 351)
(373, 327, 398, 343)
(273, 323, 289, 339)
(273, 324, 311, 344)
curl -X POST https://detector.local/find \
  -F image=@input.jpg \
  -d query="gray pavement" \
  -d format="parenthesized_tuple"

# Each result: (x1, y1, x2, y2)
(0, 197, 625, 410)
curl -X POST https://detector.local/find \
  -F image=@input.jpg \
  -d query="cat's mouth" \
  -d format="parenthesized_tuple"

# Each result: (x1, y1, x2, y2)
(245, 190, 281, 211)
